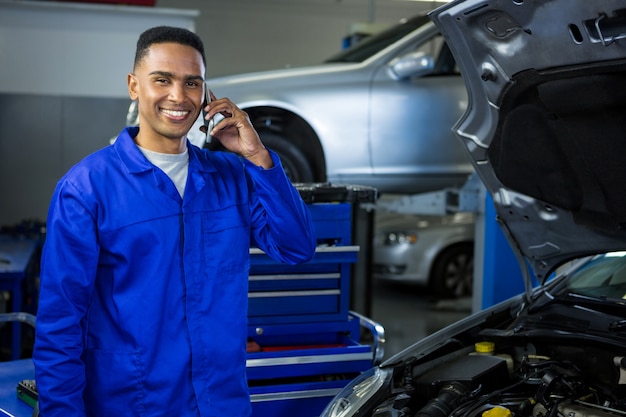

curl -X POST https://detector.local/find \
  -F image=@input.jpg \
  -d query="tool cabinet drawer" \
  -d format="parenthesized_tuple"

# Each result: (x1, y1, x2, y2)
(248, 246, 358, 324)
(246, 310, 385, 417)
(306, 202, 353, 246)
(246, 314, 375, 380)
(247, 341, 373, 381)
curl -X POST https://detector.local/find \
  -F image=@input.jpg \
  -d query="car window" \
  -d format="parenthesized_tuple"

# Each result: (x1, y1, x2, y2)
(324, 14, 459, 76)
(416, 33, 459, 76)
(324, 15, 431, 63)
(415, 32, 443, 60)
(565, 252, 626, 300)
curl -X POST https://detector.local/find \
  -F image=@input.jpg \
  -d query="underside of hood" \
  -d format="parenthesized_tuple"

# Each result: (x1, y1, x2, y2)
(429, 0, 626, 283)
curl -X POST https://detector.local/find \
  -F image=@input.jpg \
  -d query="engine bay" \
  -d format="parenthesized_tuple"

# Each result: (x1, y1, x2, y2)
(372, 338, 626, 417)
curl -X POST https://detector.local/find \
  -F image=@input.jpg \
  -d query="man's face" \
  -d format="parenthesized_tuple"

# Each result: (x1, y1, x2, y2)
(128, 42, 205, 151)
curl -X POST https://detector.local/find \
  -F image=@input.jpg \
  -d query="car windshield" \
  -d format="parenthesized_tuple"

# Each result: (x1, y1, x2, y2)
(324, 15, 430, 63)
(564, 252, 626, 301)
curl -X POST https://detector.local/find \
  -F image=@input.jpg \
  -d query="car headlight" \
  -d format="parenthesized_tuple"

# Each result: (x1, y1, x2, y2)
(384, 232, 417, 245)
(319, 367, 392, 417)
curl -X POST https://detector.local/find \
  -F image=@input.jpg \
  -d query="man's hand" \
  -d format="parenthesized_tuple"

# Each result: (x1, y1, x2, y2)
(202, 90, 274, 169)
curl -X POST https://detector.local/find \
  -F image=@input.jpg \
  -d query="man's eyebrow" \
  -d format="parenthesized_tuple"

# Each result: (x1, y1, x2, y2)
(185, 75, 205, 82)
(149, 71, 204, 82)
(149, 71, 174, 77)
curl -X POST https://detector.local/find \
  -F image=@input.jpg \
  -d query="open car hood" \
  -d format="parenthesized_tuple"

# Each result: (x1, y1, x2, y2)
(429, 0, 626, 284)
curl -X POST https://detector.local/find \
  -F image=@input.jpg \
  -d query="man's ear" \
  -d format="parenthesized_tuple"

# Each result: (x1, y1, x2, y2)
(127, 73, 139, 100)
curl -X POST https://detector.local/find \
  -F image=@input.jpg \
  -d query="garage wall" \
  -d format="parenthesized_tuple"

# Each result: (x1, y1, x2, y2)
(0, 1, 199, 225)
(155, 0, 439, 77)
(0, 0, 441, 226)
(0, 94, 131, 224)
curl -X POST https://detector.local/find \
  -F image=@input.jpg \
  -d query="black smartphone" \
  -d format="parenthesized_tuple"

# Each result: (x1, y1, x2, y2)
(202, 86, 213, 138)
(202, 86, 225, 151)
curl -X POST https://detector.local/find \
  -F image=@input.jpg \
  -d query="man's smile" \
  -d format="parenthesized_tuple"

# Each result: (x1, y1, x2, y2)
(161, 108, 191, 120)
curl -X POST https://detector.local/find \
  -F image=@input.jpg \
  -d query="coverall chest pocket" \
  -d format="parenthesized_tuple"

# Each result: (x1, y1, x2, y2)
(200, 204, 250, 272)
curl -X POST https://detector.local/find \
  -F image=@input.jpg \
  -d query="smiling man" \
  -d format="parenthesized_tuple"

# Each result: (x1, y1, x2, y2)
(33, 26, 316, 417)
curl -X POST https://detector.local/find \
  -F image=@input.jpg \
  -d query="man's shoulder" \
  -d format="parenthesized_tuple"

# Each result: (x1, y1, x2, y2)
(69, 145, 115, 171)
(58, 145, 119, 188)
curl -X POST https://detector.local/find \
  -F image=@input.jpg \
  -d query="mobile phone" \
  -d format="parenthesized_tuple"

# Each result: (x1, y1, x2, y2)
(202, 86, 214, 140)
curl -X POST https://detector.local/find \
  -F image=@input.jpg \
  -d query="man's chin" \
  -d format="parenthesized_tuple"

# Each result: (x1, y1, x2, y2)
(160, 126, 193, 141)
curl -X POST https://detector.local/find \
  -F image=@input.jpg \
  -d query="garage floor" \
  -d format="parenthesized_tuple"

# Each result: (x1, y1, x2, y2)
(368, 280, 472, 361)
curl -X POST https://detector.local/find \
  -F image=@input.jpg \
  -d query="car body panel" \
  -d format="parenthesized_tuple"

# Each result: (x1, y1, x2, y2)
(205, 16, 473, 193)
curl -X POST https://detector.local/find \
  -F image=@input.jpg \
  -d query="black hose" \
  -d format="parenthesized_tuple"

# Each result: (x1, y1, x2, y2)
(414, 382, 469, 417)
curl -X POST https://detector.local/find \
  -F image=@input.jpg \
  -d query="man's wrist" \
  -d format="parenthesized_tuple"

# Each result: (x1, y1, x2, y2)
(245, 148, 274, 169)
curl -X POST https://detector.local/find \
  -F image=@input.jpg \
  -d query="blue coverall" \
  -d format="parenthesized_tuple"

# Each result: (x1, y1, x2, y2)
(33, 126, 317, 417)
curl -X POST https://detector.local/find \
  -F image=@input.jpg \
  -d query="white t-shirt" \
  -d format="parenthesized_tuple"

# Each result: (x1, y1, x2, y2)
(138, 145, 189, 198)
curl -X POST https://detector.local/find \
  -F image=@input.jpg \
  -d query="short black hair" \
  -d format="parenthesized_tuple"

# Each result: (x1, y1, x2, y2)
(134, 26, 206, 69)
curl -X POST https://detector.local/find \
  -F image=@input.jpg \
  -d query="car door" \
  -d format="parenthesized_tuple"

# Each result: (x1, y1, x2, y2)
(369, 30, 473, 194)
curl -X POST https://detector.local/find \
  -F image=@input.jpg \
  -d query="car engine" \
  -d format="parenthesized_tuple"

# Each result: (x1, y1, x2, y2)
(371, 338, 626, 417)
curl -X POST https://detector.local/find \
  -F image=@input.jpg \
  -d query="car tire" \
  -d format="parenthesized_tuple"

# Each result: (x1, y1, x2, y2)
(260, 131, 315, 183)
(203, 130, 316, 183)
(430, 243, 474, 299)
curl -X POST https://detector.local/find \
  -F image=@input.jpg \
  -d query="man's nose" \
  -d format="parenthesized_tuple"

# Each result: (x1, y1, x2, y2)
(168, 83, 186, 102)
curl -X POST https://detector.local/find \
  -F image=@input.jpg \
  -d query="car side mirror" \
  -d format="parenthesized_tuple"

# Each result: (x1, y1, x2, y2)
(387, 51, 435, 80)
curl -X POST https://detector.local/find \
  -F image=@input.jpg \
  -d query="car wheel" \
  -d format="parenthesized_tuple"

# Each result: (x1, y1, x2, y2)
(430, 243, 474, 299)
(260, 131, 314, 183)
(204, 129, 316, 183)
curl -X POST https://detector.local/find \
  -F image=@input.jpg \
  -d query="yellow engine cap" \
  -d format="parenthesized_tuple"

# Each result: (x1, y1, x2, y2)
(475, 341, 495, 353)
(482, 406, 512, 417)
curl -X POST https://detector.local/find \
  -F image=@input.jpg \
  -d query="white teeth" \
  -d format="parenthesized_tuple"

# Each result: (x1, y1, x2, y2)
(161, 109, 188, 117)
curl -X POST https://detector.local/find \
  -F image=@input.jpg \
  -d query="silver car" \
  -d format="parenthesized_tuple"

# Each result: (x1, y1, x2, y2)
(205, 15, 472, 194)
(373, 211, 475, 298)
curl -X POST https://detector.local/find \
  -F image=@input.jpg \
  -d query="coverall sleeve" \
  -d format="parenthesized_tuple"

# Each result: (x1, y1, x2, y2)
(33, 179, 99, 417)
(244, 149, 317, 264)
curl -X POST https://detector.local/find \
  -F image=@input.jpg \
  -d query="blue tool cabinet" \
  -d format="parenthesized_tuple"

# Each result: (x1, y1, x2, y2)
(246, 184, 384, 417)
